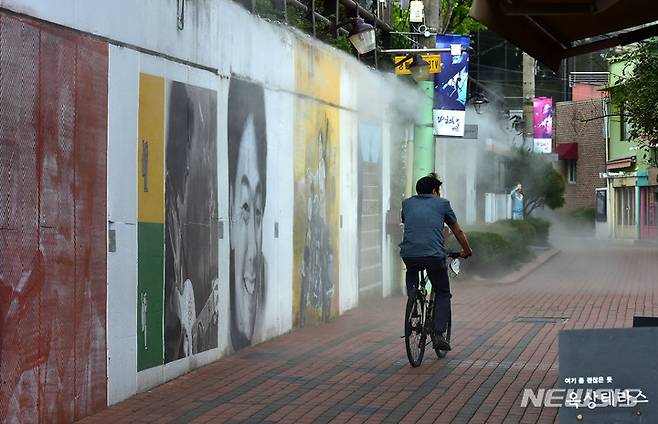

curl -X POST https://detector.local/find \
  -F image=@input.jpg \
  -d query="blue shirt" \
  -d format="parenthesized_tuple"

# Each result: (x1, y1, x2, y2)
(399, 194, 457, 258)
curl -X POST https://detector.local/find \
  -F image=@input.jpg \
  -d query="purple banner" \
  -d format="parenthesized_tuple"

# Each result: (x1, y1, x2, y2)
(533, 97, 552, 153)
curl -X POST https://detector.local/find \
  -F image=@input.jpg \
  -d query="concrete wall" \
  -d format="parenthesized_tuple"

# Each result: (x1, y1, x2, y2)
(0, 1, 417, 421)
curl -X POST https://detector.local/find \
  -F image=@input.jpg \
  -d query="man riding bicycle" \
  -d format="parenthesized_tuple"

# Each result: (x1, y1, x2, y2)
(400, 173, 472, 352)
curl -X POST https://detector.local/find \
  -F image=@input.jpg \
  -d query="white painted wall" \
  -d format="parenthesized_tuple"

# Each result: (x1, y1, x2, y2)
(106, 46, 139, 405)
(338, 63, 359, 314)
(381, 123, 392, 297)
(2, 0, 219, 70)
(258, 88, 295, 343)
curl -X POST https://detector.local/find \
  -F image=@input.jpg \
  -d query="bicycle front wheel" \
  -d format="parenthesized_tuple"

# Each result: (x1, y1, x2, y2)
(405, 296, 426, 367)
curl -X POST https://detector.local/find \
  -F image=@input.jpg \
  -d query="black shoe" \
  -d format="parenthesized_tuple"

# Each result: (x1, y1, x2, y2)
(433, 334, 451, 351)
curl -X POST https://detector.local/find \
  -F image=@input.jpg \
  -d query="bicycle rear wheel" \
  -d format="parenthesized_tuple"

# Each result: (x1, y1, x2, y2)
(405, 296, 426, 367)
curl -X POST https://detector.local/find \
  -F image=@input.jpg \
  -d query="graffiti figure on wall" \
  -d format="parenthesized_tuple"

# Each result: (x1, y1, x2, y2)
(164, 81, 219, 362)
(227, 77, 268, 351)
(293, 43, 340, 328)
(299, 122, 335, 325)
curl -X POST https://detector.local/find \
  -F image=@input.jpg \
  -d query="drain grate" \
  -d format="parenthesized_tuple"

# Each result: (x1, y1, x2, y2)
(514, 316, 569, 323)
(241, 351, 283, 360)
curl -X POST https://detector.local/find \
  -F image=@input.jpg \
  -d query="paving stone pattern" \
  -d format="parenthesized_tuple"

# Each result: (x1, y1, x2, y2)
(78, 240, 658, 423)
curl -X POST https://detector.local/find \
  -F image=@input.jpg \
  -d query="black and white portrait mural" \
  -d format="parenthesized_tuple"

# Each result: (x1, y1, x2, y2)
(164, 81, 219, 363)
(227, 77, 268, 352)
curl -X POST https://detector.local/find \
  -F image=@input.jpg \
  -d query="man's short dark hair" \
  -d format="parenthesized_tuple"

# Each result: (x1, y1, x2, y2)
(416, 173, 442, 194)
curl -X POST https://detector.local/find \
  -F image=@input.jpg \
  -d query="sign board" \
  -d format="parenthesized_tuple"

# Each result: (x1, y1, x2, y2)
(532, 97, 552, 153)
(409, 0, 424, 22)
(559, 328, 658, 423)
(394, 54, 441, 75)
(533, 139, 552, 154)
(433, 34, 470, 137)
(633, 316, 658, 327)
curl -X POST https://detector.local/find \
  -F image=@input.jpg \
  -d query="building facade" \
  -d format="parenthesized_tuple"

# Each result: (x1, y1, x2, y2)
(554, 97, 607, 211)
(603, 60, 658, 241)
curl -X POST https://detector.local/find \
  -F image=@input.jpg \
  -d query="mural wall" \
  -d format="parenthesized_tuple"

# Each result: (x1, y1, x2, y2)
(0, 13, 108, 422)
(0, 1, 418, 420)
(137, 73, 165, 370)
(136, 74, 219, 368)
(293, 43, 341, 327)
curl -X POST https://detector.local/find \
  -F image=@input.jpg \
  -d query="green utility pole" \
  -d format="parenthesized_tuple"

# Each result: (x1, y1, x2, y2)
(410, 0, 438, 190)
(412, 81, 435, 186)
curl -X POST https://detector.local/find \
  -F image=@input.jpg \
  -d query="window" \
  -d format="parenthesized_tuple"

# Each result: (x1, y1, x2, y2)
(596, 189, 607, 223)
(621, 106, 632, 141)
(566, 160, 577, 184)
(616, 187, 636, 226)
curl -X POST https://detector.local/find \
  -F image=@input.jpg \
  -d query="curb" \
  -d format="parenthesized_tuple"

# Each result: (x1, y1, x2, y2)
(476, 248, 560, 286)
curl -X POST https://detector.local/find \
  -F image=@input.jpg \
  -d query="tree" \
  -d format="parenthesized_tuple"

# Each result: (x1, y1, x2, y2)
(436, 0, 484, 35)
(607, 38, 658, 167)
(390, 0, 483, 51)
(506, 147, 565, 217)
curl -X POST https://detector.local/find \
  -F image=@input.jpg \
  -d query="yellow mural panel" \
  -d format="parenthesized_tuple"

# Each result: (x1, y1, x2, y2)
(138, 73, 165, 224)
(293, 41, 341, 328)
(294, 40, 341, 106)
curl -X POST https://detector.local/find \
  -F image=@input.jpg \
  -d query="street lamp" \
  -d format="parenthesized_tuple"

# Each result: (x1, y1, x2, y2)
(348, 18, 376, 54)
(334, 17, 376, 55)
(472, 92, 489, 114)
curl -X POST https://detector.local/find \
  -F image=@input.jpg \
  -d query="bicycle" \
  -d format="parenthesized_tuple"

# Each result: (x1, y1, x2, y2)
(404, 252, 462, 367)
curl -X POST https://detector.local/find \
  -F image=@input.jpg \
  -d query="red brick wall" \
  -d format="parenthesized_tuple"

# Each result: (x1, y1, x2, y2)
(555, 99, 607, 210)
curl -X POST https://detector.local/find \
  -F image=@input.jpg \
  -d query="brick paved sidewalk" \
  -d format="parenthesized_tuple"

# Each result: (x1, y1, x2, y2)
(78, 240, 658, 424)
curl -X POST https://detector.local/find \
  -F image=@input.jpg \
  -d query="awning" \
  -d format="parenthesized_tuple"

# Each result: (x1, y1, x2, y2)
(469, 0, 658, 71)
(556, 143, 578, 160)
(607, 157, 636, 171)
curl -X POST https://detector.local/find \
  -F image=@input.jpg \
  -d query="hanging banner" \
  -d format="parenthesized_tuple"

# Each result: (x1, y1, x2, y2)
(533, 96, 552, 153)
(433, 34, 470, 137)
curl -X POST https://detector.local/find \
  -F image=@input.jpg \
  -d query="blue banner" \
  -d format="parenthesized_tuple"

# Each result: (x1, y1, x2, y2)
(433, 34, 470, 137)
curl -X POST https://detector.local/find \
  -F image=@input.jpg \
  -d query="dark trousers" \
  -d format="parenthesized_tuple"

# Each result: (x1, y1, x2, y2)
(402, 256, 452, 335)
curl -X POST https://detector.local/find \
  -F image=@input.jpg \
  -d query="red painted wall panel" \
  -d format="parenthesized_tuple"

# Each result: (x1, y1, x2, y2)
(572, 83, 607, 101)
(0, 12, 108, 423)
(0, 15, 43, 422)
(72, 34, 108, 420)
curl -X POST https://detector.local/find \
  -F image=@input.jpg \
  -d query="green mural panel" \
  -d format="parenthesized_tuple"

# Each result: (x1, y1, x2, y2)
(137, 222, 164, 371)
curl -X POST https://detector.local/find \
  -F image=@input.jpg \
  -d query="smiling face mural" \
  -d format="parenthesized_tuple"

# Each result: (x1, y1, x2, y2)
(227, 77, 268, 351)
